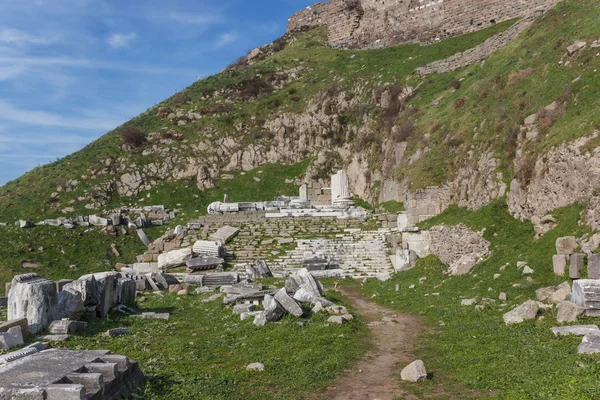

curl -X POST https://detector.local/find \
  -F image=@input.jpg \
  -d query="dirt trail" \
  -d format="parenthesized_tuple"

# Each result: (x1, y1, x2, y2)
(318, 285, 423, 400)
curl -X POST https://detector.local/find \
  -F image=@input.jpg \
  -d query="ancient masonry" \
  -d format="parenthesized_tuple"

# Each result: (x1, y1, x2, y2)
(288, 0, 561, 48)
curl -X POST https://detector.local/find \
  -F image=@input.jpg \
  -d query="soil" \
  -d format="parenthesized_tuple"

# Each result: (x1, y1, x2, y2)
(317, 285, 423, 400)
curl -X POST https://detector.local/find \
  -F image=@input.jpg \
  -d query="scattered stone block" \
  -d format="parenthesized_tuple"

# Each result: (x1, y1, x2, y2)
(158, 248, 193, 270)
(104, 328, 129, 337)
(274, 288, 303, 317)
(56, 288, 85, 320)
(240, 311, 262, 321)
(136, 229, 151, 246)
(536, 282, 571, 304)
(327, 316, 346, 324)
(253, 295, 285, 327)
(556, 236, 578, 254)
(570, 254, 585, 279)
(588, 254, 600, 279)
(233, 304, 255, 314)
(556, 301, 584, 323)
(0, 318, 29, 338)
(499, 293, 507, 302)
(135, 312, 170, 320)
(245, 260, 273, 279)
(551, 325, 600, 336)
(401, 360, 427, 382)
(0, 326, 24, 350)
(567, 40, 586, 56)
(210, 226, 240, 244)
(246, 362, 265, 371)
(461, 298, 477, 306)
(553, 254, 568, 276)
(8, 274, 58, 332)
(49, 319, 87, 335)
(503, 300, 539, 325)
(39, 334, 70, 342)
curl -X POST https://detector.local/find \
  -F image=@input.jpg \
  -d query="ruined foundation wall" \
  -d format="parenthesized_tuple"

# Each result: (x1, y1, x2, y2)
(288, 0, 561, 48)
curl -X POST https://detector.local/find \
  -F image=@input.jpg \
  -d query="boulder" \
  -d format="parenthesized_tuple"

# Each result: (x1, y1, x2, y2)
(158, 248, 193, 270)
(503, 300, 539, 325)
(274, 288, 303, 317)
(556, 301, 584, 323)
(556, 236, 578, 254)
(48, 319, 87, 335)
(400, 360, 427, 382)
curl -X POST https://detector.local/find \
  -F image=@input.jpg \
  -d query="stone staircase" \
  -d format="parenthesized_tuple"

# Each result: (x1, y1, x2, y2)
(269, 230, 393, 278)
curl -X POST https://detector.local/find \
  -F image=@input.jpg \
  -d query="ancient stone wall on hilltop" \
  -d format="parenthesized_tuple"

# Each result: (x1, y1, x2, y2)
(288, 0, 561, 48)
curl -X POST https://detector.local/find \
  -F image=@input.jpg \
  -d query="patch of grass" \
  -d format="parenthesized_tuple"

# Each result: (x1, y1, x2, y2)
(380, 200, 405, 213)
(51, 289, 368, 399)
(362, 200, 595, 398)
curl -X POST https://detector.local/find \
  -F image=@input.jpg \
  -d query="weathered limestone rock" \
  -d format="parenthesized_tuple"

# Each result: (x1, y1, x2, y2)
(64, 275, 98, 307)
(105, 328, 129, 337)
(0, 326, 24, 350)
(56, 288, 85, 320)
(503, 300, 539, 325)
(233, 304, 255, 314)
(551, 325, 600, 336)
(116, 278, 136, 307)
(135, 312, 170, 320)
(274, 288, 303, 317)
(327, 315, 346, 324)
(570, 253, 585, 279)
(89, 215, 109, 226)
(158, 248, 193, 270)
(557, 301, 584, 323)
(285, 268, 323, 295)
(93, 273, 119, 318)
(556, 237, 578, 255)
(246, 362, 265, 371)
(400, 360, 427, 382)
(553, 254, 568, 276)
(536, 282, 571, 304)
(8, 274, 58, 332)
(567, 40, 587, 56)
(253, 295, 285, 326)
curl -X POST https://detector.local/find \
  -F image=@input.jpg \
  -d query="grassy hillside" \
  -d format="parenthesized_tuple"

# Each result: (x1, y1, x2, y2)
(361, 200, 596, 399)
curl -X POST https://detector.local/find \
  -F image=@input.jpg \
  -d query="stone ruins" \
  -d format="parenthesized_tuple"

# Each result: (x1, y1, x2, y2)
(287, 0, 561, 49)
(207, 169, 361, 219)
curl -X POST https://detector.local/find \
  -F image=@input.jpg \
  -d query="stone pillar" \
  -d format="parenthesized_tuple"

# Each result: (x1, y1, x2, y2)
(589, 254, 600, 279)
(553, 254, 568, 276)
(570, 253, 585, 279)
(299, 184, 308, 202)
(331, 170, 354, 208)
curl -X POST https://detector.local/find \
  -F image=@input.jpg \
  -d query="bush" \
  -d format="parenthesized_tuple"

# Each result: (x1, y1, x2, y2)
(391, 121, 414, 142)
(224, 56, 248, 71)
(120, 127, 146, 148)
(237, 78, 273, 99)
(169, 92, 191, 107)
(449, 79, 461, 90)
(453, 97, 466, 109)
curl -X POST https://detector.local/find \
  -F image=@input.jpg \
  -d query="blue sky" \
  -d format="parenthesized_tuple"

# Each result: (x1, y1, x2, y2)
(0, 0, 315, 186)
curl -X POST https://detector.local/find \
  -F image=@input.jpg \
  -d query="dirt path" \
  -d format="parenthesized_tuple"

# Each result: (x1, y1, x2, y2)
(318, 285, 423, 400)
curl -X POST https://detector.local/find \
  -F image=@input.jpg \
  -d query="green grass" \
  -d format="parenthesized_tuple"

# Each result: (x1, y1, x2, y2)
(362, 200, 597, 399)
(47, 287, 368, 399)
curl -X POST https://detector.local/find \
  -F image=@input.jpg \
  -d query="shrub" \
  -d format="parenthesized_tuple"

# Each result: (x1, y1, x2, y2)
(289, 94, 301, 102)
(238, 78, 273, 99)
(272, 36, 287, 52)
(224, 56, 248, 71)
(120, 127, 146, 148)
(169, 92, 191, 107)
(449, 79, 461, 90)
(391, 121, 414, 142)
(453, 97, 466, 109)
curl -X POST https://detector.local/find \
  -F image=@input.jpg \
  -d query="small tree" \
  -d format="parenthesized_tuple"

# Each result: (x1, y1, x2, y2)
(120, 126, 146, 148)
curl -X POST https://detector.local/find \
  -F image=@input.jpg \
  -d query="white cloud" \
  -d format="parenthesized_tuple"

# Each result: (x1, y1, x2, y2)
(0, 99, 124, 131)
(214, 32, 237, 49)
(0, 28, 56, 45)
(164, 11, 223, 25)
(107, 32, 137, 49)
